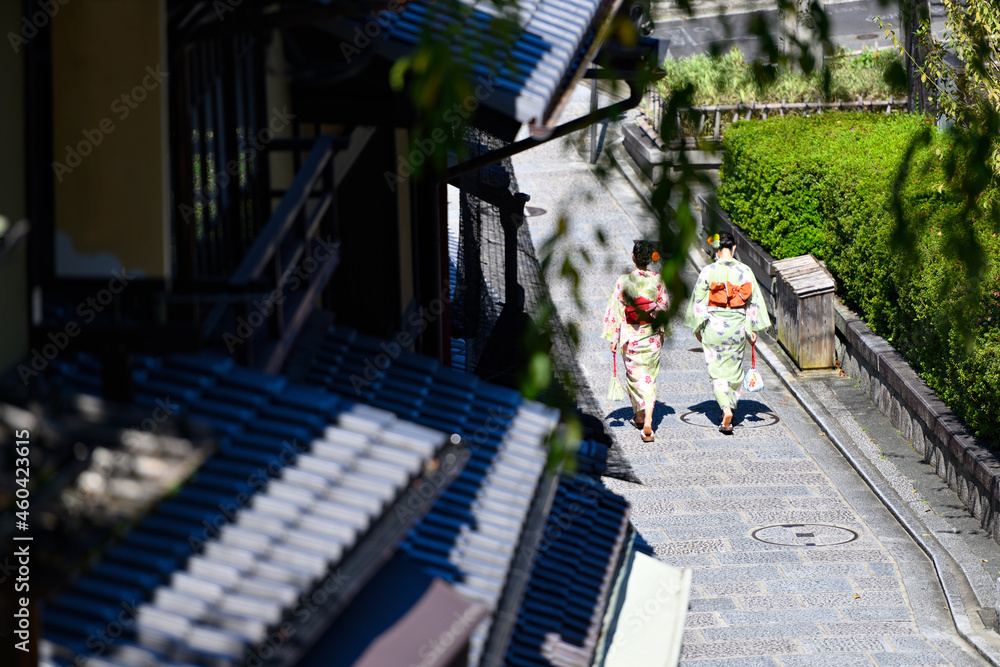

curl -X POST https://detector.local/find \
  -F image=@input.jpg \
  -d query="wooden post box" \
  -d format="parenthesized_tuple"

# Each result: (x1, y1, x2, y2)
(773, 255, 836, 369)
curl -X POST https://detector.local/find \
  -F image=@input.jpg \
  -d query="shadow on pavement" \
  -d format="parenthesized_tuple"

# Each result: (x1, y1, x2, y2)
(606, 402, 676, 431)
(685, 399, 774, 427)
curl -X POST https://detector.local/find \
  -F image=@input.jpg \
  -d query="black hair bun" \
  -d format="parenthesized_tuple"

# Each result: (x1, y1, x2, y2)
(633, 240, 655, 266)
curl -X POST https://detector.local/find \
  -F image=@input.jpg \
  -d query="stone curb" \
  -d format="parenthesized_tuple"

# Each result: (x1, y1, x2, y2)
(756, 335, 1000, 667)
(834, 304, 1000, 536)
(607, 137, 1000, 664)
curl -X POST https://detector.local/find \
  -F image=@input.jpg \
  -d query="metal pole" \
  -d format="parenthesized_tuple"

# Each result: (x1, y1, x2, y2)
(590, 78, 599, 164)
(501, 192, 530, 310)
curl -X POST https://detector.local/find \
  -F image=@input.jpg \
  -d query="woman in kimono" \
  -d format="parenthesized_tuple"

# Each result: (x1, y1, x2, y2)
(684, 232, 770, 434)
(602, 241, 669, 442)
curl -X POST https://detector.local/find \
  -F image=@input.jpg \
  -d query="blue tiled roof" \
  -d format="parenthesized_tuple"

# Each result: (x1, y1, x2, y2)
(38, 323, 625, 667)
(376, 0, 617, 125)
(504, 475, 629, 667)
(37, 341, 506, 663)
(302, 325, 560, 665)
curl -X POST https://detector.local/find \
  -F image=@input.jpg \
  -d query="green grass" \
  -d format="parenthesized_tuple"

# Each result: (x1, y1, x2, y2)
(654, 47, 906, 106)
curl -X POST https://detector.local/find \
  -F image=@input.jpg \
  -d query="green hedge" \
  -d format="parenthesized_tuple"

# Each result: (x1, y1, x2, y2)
(718, 112, 1000, 446)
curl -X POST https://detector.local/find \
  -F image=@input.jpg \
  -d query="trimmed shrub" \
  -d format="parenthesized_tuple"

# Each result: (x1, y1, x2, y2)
(719, 112, 1000, 446)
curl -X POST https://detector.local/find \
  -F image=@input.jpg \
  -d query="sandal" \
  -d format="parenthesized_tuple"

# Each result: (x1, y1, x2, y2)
(629, 416, 645, 430)
(718, 422, 734, 435)
(641, 427, 655, 442)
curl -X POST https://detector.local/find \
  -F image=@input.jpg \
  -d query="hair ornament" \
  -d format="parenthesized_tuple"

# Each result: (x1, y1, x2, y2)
(651, 251, 660, 261)
(707, 234, 721, 249)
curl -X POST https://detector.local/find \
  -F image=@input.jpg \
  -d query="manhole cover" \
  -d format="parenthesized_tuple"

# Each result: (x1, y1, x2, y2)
(525, 206, 547, 217)
(685, 346, 703, 353)
(751, 523, 858, 547)
(679, 409, 779, 429)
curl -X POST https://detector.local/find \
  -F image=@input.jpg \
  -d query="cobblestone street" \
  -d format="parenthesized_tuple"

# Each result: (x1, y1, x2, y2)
(509, 83, 995, 667)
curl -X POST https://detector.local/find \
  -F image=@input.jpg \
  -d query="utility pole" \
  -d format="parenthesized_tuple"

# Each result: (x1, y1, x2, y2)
(779, 0, 825, 73)
(902, 0, 932, 114)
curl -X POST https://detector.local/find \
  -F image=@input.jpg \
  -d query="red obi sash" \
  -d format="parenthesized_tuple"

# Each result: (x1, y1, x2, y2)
(708, 281, 752, 308)
(624, 296, 655, 325)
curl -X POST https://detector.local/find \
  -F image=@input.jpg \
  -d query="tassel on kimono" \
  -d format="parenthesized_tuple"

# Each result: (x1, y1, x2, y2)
(608, 353, 625, 402)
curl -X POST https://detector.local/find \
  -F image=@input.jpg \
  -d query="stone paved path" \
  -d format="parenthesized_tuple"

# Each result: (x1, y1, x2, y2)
(508, 83, 990, 667)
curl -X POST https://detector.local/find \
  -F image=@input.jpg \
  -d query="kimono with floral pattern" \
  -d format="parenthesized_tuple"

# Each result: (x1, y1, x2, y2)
(684, 258, 770, 409)
(602, 269, 669, 412)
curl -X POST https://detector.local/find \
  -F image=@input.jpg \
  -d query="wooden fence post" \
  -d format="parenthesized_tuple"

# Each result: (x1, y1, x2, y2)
(636, 94, 913, 144)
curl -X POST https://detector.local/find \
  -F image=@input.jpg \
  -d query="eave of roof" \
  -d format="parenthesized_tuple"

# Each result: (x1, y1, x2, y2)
(375, 0, 625, 131)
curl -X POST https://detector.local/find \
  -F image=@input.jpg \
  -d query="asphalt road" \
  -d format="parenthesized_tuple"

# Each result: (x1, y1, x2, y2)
(653, 0, 947, 59)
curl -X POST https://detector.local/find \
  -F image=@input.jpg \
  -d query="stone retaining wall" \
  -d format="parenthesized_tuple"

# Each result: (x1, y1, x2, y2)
(833, 305, 1000, 542)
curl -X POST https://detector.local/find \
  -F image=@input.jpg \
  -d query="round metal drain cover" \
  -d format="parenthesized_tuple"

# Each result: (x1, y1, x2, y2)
(679, 409, 779, 429)
(751, 523, 858, 547)
(685, 346, 703, 353)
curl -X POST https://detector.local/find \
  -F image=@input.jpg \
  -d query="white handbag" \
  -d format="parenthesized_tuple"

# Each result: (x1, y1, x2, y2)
(743, 342, 764, 393)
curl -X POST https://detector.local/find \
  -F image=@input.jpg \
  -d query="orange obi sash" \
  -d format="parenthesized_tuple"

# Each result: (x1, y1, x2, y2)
(708, 281, 752, 308)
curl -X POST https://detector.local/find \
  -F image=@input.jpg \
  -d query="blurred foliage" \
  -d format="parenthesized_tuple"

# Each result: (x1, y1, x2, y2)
(719, 112, 1000, 444)
(878, 0, 1000, 129)
(392, 0, 1000, 456)
(655, 46, 906, 106)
